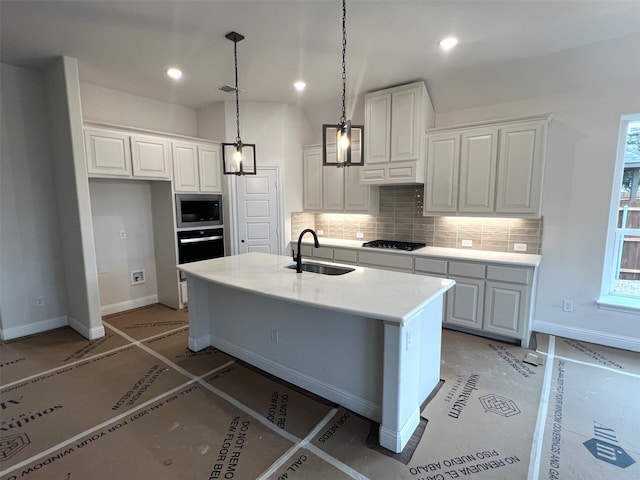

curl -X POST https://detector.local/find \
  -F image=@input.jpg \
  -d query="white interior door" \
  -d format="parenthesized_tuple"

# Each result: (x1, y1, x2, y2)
(236, 168, 280, 254)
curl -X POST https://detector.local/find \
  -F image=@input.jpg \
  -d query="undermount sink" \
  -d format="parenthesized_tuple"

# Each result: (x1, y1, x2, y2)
(285, 262, 355, 275)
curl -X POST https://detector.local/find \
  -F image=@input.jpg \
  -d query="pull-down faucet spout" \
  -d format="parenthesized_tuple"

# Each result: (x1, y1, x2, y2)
(293, 229, 320, 273)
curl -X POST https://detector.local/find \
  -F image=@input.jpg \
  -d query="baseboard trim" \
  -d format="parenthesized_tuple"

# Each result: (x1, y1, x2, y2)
(0, 316, 68, 341)
(68, 315, 105, 340)
(211, 335, 382, 422)
(379, 408, 421, 453)
(533, 320, 640, 353)
(100, 295, 158, 316)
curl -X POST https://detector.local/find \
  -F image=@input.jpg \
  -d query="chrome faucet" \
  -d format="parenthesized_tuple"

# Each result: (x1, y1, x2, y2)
(293, 228, 320, 273)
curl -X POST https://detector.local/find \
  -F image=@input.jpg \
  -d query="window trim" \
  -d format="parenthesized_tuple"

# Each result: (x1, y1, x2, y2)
(599, 115, 640, 313)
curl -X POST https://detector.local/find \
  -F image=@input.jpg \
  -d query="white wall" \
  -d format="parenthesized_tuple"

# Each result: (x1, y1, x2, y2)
(44, 57, 104, 340)
(214, 101, 312, 251)
(80, 83, 198, 136)
(0, 64, 69, 338)
(89, 179, 159, 314)
(435, 79, 640, 351)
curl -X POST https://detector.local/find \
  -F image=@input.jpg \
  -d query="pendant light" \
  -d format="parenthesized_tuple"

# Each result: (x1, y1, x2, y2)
(222, 31, 257, 175)
(323, 0, 363, 167)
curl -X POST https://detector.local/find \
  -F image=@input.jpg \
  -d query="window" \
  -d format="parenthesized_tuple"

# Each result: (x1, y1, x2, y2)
(600, 116, 640, 311)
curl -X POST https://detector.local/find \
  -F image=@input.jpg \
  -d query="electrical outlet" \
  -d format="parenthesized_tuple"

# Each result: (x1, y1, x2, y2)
(356, 232, 364, 239)
(270, 328, 279, 344)
(316, 229, 324, 236)
(119, 230, 127, 239)
(461, 239, 473, 247)
(35, 296, 45, 307)
(562, 300, 574, 313)
(131, 269, 145, 285)
(514, 243, 527, 252)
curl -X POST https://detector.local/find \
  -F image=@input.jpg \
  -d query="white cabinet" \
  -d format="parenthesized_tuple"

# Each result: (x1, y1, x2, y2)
(172, 141, 222, 193)
(303, 145, 379, 213)
(130, 134, 171, 179)
(495, 122, 545, 215)
(303, 146, 323, 210)
(357, 250, 413, 273)
(85, 127, 170, 180)
(424, 116, 548, 217)
(445, 261, 486, 329)
(362, 81, 435, 185)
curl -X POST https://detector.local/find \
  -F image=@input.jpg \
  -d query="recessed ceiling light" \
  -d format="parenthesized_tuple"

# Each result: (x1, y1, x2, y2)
(439, 36, 458, 51)
(167, 68, 183, 80)
(294, 81, 306, 92)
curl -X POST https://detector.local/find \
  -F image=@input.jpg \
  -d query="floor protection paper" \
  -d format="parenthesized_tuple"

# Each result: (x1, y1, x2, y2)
(1, 383, 295, 480)
(538, 357, 639, 479)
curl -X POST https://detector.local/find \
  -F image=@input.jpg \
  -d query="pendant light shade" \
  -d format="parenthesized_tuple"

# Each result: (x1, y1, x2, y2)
(323, 0, 362, 167)
(222, 31, 257, 175)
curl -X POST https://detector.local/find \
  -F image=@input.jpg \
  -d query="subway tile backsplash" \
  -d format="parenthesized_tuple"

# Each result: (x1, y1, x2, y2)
(291, 185, 543, 254)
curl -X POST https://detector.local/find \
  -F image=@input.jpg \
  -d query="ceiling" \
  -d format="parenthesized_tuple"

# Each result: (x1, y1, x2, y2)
(2, 1, 640, 113)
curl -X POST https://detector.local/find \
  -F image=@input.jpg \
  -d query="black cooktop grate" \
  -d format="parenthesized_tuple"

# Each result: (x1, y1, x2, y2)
(362, 240, 427, 251)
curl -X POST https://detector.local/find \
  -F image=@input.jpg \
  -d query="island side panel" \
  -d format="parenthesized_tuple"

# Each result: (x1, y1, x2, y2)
(379, 300, 443, 453)
(186, 275, 385, 421)
(187, 275, 214, 351)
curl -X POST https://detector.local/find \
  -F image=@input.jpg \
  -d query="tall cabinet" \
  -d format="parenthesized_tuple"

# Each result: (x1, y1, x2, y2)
(361, 81, 435, 185)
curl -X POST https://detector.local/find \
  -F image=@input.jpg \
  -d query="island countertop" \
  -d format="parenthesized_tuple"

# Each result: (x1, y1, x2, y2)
(177, 252, 454, 325)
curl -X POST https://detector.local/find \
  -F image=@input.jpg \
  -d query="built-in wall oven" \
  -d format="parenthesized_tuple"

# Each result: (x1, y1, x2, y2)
(176, 194, 225, 297)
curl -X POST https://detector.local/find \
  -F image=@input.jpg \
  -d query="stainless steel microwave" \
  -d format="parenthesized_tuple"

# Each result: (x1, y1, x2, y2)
(175, 194, 222, 228)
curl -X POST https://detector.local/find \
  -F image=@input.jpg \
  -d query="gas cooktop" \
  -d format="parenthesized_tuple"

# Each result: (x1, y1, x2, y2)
(362, 240, 427, 251)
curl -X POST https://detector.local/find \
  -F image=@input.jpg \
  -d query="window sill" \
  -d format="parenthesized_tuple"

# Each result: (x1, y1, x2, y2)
(597, 295, 640, 314)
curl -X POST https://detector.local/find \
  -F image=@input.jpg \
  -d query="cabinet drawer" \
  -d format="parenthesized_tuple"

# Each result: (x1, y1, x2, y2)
(448, 261, 485, 279)
(357, 251, 413, 272)
(313, 247, 334, 260)
(486, 265, 531, 285)
(334, 248, 357, 264)
(414, 258, 447, 275)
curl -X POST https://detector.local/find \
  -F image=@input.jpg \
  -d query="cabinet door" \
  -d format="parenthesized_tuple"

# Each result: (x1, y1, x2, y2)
(446, 276, 484, 329)
(484, 281, 527, 337)
(172, 142, 199, 192)
(344, 166, 368, 212)
(84, 127, 131, 177)
(303, 146, 323, 210)
(391, 85, 420, 162)
(424, 133, 459, 213)
(364, 93, 391, 164)
(198, 144, 222, 193)
(130, 134, 170, 179)
(323, 165, 345, 211)
(458, 128, 498, 213)
(495, 122, 544, 215)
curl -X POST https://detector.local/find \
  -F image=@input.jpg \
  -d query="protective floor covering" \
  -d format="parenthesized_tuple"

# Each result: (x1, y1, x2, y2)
(1, 304, 639, 480)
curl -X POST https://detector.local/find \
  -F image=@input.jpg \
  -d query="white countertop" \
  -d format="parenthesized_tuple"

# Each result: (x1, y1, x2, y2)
(177, 252, 454, 325)
(299, 238, 542, 267)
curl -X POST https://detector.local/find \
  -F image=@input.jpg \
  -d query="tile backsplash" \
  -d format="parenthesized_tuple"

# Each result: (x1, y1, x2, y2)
(291, 185, 543, 254)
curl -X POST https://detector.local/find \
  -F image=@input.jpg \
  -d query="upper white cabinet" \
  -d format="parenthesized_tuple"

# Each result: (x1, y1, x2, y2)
(130, 134, 171, 179)
(85, 127, 170, 180)
(303, 144, 379, 213)
(172, 140, 222, 193)
(424, 115, 549, 218)
(362, 81, 435, 185)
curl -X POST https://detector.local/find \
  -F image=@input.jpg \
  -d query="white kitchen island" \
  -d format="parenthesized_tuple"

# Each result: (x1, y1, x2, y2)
(178, 252, 455, 453)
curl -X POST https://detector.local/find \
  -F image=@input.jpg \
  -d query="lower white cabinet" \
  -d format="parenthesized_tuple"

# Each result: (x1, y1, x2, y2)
(291, 241, 537, 346)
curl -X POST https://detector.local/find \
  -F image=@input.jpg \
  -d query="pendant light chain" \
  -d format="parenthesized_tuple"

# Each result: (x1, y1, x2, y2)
(340, 0, 347, 125)
(233, 39, 241, 144)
